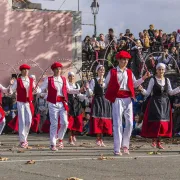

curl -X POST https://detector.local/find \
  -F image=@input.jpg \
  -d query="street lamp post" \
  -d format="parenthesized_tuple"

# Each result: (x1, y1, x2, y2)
(90, 0, 99, 37)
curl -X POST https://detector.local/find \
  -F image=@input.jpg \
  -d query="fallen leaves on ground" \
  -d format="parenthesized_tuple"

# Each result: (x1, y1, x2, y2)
(0, 157, 8, 161)
(147, 151, 161, 155)
(97, 154, 114, 160)
(66, 177, 83, 180)
(25, 160, 35, 164)
(17, 150, 25, 153)
(27, 146, 32, 149)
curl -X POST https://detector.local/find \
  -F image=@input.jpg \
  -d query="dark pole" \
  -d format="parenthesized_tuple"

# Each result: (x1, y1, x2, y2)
(94, 14, 96, 37)
(78, 0, 80, 11)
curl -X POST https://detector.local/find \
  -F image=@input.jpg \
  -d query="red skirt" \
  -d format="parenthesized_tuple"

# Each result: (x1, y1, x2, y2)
(141, 99, 172, 138)
(89, 117, 112, 135)
(68, 114, 83, 132)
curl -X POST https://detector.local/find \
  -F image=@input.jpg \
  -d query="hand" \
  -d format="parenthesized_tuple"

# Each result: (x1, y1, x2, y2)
(10, 78, 15, 85)
(79, 85, 85, 93)
(138, 85, 143, 91)
(142, 71, 151, 80)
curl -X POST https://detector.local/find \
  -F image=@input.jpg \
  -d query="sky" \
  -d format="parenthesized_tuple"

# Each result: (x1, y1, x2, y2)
(30, 0, 180, 38)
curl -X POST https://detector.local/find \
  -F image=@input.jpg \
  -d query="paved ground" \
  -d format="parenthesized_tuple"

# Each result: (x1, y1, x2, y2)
(0, 134, 180, 180)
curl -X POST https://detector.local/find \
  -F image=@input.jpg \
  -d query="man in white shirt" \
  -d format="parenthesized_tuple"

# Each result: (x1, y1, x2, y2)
(105, 51, 150, 155)
(10, 64, 37, 148)
(39, 62, 84, 151)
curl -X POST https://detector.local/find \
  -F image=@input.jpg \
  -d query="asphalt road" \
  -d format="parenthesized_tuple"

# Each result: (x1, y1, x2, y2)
(0, 134, 180, 180)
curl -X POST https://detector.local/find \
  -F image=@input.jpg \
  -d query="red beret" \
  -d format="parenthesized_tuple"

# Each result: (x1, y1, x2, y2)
(177, 29, 180, 33)
(51, 62, 63, 70)
(19, 64, 31, 71)
(116, 51, 131, 60)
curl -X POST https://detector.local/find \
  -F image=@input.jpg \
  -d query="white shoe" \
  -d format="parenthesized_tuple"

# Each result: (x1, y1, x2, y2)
(96, 140, 101, 146)
(72, 136, 77, 142)
(57, 141, 64, 149)
(100, 140, 106, 147)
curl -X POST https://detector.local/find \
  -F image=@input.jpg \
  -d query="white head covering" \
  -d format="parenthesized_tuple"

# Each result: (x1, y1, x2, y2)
(68, 72, 75, 77)
(30, 75, 36, 80)
(96, 64, 104, 73)
(156, 63, 166, 70)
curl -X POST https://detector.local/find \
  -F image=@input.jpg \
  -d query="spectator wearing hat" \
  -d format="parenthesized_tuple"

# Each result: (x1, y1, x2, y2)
(105, 51, 150, 155)
(39, 62, 84, 151)
(9, 64, 39, 148)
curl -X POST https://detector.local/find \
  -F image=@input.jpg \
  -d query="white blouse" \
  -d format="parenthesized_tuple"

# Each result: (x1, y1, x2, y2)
(88, 77, 105, 96)
(68, 82, 87, 102)
(142, 77, 180, 96)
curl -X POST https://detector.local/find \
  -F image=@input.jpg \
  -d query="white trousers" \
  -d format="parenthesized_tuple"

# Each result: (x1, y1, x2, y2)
(17, 102, 32, 143)
(49, 102, 68, 146)
(112, 97, 133, 152)
(0, 118, 6, 135)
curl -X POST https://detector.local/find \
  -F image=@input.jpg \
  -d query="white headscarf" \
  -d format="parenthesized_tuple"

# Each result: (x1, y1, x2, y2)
(68, 72, 75, 77)
(156, 63, 166, 70)
(30, 75, 36, 81)
(96, 64, 104, 73)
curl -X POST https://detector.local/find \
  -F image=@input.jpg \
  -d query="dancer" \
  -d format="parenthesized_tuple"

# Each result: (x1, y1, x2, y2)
(39, 62, 84, 151)
(67, 72, 87, 145)
(139, 63, 180, 149)
(105, 50, 150, 155)
(88, 64, 112, 147)
(9, 64, 38, 148)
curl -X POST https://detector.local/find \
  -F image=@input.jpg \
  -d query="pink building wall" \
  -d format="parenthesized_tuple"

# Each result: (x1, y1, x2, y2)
(0, 0, 80, 85)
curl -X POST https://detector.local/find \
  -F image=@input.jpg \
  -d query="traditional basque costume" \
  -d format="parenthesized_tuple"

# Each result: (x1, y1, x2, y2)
(8, 64, 40, 148)
(39, 62, 80, 150)
(141, 77, 180, 138)
(105, 51, 145, 154)
(68, 82, 85, 133)
(89, 77, 112, 135)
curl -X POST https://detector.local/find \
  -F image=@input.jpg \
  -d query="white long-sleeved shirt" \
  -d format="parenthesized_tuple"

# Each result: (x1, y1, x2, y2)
(0, 84, 9, 94)
(39, 76, 80, 96)
(68, 82, 87, 102)
(11, 77, 36, 97)
(141, 77, 180, 96)
(105, 66, 144, 90)
(88, 77, 105, 96)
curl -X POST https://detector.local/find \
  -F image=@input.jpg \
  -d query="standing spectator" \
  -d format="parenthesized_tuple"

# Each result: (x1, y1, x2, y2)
(105, 28, 117, 46)
(117, 33, 124, 45)
(139, 32, 144, 47)
(148, 24, 155, 38)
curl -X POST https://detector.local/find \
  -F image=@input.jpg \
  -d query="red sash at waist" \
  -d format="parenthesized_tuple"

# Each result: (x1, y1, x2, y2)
(116, 90, 131, 98)
(57, 96, 69, 111)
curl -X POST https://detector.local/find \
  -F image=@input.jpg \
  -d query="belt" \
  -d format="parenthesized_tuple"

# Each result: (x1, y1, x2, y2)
(57, 96, 69, 111)
(116, 90, 131, 98)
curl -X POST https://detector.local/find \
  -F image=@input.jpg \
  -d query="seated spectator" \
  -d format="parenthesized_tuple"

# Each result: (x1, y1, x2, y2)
(10, 96, 17, 119)
(132, 114, 143, 138)
(173, 95, 180, 136)
(168, 36, 176, 49)
(82, 35, 94, 61)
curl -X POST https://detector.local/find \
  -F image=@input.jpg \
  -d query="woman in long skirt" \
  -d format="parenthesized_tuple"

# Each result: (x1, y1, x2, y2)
(88, 64, 112, 147)
(67, 72, 87, 145)
(139, 63, 180, 149)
